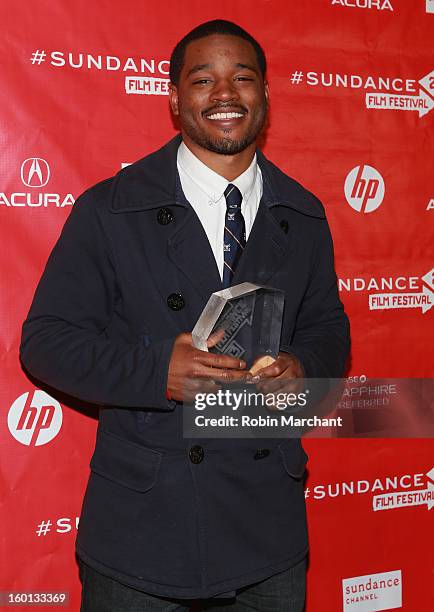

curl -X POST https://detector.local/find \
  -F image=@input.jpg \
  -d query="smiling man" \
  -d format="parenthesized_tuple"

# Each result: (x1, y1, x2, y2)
(21, 19, 350, 612)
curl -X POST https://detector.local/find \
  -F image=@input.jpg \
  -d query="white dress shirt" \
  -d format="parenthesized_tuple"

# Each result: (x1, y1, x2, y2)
(177, 141, 263, 280)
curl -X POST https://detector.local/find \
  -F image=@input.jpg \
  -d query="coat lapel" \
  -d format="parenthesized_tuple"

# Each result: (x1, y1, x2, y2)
(232, 200, 293, 287)
(108, 135, 325, 323)
(231, 148, 325, 288)
(167, 206, 222, 302)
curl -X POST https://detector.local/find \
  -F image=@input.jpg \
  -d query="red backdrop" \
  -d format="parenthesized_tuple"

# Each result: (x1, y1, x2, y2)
(1, 1, 433, 610)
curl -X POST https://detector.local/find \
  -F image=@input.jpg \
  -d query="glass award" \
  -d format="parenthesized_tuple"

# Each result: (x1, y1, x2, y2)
(192, 283, 285, 373)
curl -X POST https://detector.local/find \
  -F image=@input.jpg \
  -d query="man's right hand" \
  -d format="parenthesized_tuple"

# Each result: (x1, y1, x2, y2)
(167, 331, 248, 402)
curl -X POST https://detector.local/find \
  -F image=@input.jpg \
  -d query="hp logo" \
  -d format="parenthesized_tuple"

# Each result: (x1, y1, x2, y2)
(344, 165, 385, 213)
(8, 390, 62, 446)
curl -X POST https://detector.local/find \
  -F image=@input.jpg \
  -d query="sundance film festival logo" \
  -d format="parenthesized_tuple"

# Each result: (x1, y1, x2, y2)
(289, 68, 434, 119)
(344, 165, 385, 213)
(307, 469, 434, 521)
(0, 157, 75, 208)
(339, 269, 433, 314)
(369, 268, 433, 314)
(28, 49, 170, 97)
(35, 516, 80, 537)
(125, 76, 169, 96)
(342, 570, 402, 611)
(332, 0, 393, 10)
(8, 390, 63, 446)
(29, 50, 169, 75)
(366, 70, 434, 118)
(373, 467, 434, 511)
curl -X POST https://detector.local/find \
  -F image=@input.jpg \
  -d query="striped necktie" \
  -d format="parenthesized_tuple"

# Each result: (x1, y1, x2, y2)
(223, 183, 246, 288)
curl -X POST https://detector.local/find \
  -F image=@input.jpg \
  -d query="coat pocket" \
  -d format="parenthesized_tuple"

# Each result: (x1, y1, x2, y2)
(90, 430, 162, 492)
(278, 440, 308, 479)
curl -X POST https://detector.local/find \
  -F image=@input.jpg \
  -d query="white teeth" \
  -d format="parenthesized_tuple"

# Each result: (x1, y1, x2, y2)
(207, 112, 244, 120)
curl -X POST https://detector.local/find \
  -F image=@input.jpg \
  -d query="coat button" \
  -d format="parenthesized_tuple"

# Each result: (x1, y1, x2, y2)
(157, 207, 174, 225)
(254, 448, 270, 460)
(189, 445, 204, 464)
(167, 293, 185, 311)
(280, 219, 289, 234)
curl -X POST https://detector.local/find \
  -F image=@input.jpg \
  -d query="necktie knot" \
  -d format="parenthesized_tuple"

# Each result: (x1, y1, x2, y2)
(224, 184, 243, 212)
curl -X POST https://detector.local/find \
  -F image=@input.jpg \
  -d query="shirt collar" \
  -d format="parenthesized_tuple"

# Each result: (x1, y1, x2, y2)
(177, 141, 258, 204)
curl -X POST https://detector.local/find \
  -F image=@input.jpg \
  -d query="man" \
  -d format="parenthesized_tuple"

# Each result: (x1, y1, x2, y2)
(20, 20, 349, 611)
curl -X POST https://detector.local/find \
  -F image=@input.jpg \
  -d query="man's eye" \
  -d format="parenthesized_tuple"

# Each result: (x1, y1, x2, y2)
(235, 77, 253, 81)
(193, 79, 211, 85)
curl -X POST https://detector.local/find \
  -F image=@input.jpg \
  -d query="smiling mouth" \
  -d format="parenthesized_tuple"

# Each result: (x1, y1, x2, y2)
(203, 106, 247, 121)
(206, 111, 245, 120)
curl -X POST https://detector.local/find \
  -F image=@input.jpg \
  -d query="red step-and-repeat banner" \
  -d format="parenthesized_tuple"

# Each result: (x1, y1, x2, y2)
(1, 1, 433, 610)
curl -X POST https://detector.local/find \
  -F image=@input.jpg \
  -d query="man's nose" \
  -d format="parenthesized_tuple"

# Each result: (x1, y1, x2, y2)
(210, 78, 239, 102)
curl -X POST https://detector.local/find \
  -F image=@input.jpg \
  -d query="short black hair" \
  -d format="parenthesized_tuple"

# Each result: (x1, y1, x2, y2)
(169, 19, 267, 85)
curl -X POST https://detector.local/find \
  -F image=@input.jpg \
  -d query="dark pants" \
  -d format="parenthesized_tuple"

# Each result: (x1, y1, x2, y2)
(79, 558, 306, 612)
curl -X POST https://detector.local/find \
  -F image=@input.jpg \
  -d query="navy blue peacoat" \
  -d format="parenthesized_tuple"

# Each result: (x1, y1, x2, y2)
(20, 135, 350, 599)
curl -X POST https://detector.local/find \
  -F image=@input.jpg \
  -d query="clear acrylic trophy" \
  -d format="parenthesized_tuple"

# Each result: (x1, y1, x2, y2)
(192, 282, 285, 374)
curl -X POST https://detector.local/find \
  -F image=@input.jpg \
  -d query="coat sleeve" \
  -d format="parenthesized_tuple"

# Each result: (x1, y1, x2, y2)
(20, 187, 176, 409)
(280, 218, 350, 379)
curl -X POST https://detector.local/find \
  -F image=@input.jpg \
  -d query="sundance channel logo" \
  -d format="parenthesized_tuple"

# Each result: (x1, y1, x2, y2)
(0, 157, 75, 208)
(339, 268, 434, 314)
(342, 570, 402, 611)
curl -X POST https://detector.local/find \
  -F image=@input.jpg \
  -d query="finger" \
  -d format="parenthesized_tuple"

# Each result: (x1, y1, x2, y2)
(194, 350, 246, 370)
(182, 378, 222, 402)
(196, 381, 221, 394)
(206, 329, 225, 347)
(176, 332, 193, 345)
(192, 365, 249, 382)
(249, 359, 287, 381)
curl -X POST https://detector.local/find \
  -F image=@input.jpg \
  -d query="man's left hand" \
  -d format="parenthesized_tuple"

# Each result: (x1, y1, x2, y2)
(248, 352, 305, 394)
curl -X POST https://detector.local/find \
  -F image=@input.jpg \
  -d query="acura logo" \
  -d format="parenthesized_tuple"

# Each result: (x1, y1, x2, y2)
(21, 158, 50, 188)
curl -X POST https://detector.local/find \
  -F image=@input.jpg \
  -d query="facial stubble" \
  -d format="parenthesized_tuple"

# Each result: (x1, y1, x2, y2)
(178, 100, 268, 156)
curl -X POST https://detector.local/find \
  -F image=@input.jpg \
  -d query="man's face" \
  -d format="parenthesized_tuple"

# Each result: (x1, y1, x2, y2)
(170, 34, 269, 155)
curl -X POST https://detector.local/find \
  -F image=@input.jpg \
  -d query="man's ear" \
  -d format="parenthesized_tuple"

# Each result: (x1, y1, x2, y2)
(169, 84, 179, 116)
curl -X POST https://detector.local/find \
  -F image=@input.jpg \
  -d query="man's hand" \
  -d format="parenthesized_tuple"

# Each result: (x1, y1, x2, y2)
(249, 352, 305, 395)
(167, 332, 248, 402)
